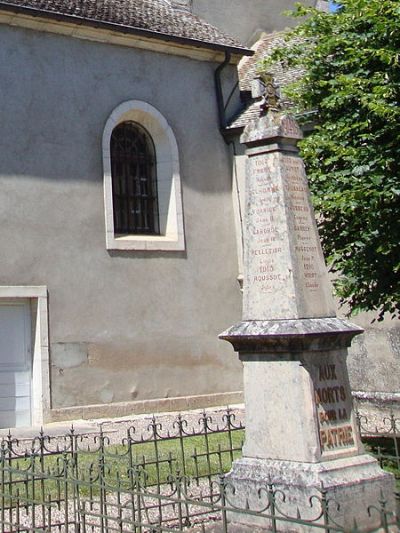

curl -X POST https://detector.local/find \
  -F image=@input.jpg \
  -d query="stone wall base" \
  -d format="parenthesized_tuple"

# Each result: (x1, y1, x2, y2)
(48, 391, 244, 422)
(225, 455, 396, 532)
(353, 391, 400, 424)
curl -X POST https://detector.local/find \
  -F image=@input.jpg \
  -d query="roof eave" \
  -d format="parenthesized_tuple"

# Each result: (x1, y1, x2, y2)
(0, 2, 253, 57)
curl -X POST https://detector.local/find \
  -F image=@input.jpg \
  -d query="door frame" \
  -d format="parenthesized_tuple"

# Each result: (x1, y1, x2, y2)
(0, 286, 50, 426)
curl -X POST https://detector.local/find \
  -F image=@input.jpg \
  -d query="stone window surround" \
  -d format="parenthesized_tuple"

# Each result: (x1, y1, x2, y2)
(0, 286, 50, 426)
(103, 100, 185, 251)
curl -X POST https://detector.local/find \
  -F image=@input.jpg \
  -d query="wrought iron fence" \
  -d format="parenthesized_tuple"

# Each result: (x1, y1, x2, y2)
(0, 406, 398, 532)
(356, 408, 400, 484)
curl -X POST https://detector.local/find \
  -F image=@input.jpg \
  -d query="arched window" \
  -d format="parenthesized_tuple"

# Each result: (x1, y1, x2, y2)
(110, 122, 159, 235)
(103, 101, 185, 251)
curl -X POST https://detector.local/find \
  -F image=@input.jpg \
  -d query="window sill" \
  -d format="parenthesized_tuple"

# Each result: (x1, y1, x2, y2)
(106, 233, 185, 251)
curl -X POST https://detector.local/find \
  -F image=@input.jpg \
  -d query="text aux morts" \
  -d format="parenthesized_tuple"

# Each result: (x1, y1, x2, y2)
(315, 363, 355, 451)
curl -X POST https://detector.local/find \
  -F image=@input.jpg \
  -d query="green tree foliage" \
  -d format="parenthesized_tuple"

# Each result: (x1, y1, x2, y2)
(263, 0, 400, 319)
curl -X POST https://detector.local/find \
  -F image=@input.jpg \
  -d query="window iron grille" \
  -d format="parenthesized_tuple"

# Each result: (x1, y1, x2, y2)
(111, 121, 160, 235)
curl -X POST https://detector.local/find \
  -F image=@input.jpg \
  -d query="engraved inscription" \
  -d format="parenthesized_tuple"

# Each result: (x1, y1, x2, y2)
(245, 148, 335, 319)
(247, 155, 288, 295)
(314, 362, 356, 454)
(282, 157, 321, 292)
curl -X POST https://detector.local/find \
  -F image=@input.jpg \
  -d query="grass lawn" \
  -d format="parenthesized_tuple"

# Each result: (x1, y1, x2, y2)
(75, 429, 245, 488)
(362, 436, 400, 489)
(1, 429, 245, 502)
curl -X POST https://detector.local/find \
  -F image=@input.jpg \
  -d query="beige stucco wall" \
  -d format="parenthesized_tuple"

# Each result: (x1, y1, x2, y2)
(0, 24, 244, 420)
(191, 0, 329, 45)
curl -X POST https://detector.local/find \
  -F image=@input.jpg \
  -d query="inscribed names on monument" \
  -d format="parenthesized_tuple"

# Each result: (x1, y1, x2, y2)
(243, 146, 336, 320)
(244, 153, 290, 315)
(282, 154, 336, 317)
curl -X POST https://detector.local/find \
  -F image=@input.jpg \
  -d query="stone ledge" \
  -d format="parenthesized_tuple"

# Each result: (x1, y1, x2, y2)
(228, 454, 388, 485)
(225, 455, 395, 531)
(219, 317, 363, 354)
(353, 390, 400, 405)
(241, 113, 303, 146)
(48, 391, 244, 423)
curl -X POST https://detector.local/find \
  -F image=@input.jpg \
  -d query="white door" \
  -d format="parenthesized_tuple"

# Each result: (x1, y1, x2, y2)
(0, 301, 32, 427)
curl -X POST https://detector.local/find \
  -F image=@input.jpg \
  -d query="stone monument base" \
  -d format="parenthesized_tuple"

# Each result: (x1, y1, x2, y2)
(225, 455, 395, 532)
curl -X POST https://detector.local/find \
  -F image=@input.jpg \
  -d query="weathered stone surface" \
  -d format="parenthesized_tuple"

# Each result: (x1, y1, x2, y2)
(220, 317, 363, 353)
(241, 112, 303, 146)
(240, 113, 336, 321)
(241, 349, 363, 462)
(226, 455, 395, 532)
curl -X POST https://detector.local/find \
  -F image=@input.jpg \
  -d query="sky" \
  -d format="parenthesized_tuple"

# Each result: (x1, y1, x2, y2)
(329, 0, 340, 12)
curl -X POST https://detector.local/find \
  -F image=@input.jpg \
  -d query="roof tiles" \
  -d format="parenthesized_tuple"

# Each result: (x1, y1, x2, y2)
(0, 0, 250, 52)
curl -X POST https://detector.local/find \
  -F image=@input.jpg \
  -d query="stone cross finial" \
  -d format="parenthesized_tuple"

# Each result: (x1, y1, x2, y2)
(251, 73, 281, 116)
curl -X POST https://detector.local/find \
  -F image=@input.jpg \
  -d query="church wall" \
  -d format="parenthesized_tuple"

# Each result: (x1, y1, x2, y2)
(0, 24, 244, 420)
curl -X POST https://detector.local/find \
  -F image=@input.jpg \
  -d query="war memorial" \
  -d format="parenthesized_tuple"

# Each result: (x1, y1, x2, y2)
(220, 76, 395, 530)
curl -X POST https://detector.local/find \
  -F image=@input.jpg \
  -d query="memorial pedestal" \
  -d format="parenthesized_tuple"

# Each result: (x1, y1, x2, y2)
(221, 318, 395, 530)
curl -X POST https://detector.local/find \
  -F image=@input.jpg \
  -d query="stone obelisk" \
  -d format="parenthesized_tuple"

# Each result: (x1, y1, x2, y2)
(220, 75, 395, 530)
